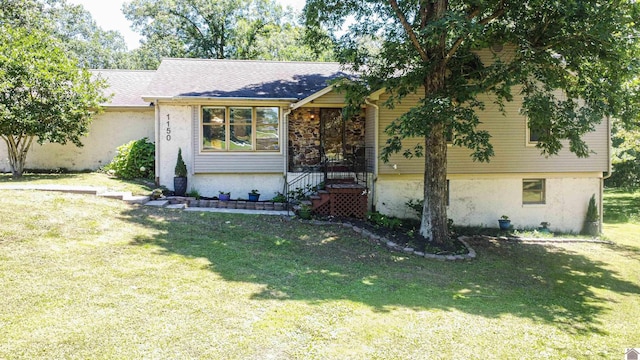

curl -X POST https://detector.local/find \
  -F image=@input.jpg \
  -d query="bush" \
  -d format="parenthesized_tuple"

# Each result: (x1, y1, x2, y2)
(105, 138, 155, 180)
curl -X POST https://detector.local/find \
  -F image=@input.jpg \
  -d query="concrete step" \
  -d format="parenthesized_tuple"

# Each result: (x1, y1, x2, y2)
(98, 191, 132, 200)
(145, 200, 170, 207)
(123, 195, 150, 205)
(166, 203, 187, 209)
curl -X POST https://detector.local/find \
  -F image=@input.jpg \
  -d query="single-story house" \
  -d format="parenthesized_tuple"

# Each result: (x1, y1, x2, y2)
(0, 55, 610, 233)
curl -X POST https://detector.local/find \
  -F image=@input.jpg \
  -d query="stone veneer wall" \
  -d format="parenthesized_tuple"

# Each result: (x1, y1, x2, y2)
(288, 107, 366, 172)
(288, 108, 321, 171)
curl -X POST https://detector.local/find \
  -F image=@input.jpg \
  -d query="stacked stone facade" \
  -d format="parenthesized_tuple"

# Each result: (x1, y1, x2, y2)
(288, 107, 366, 172)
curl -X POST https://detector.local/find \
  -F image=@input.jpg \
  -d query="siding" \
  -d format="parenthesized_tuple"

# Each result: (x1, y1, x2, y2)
(304, 90, 347, 106)
(377, 89, 609, 175)
(191, 105, 285, 174)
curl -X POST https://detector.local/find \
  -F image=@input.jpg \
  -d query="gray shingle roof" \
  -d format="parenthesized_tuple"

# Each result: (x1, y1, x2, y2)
(144, 58, 349, 100)
(90, 70, 155, 107)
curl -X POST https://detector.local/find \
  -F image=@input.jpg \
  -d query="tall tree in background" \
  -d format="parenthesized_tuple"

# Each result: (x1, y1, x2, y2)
(1, 0, 132, 69)
(123, 0, 333, 68)
(0, 25, 109, 178)
(305, 0, 640, 245)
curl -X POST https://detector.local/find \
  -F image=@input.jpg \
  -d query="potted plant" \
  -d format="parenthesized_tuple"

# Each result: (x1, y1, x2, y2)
(581, 194, 599, 236)
(248, 189, 260, 202)
(174, 148, 188, 196)
(298, 204, 312, 220)
(498, 215, 511, 230)
(272, 191, 287, 211)
(218, 191, 231, 202)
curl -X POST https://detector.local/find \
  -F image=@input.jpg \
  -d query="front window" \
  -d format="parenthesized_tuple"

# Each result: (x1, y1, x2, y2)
(202, 106, 279, 152)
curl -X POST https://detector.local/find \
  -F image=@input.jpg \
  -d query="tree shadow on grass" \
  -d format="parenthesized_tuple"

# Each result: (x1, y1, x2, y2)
(603, 190, 640, 224)
(122, 207, 640, 335)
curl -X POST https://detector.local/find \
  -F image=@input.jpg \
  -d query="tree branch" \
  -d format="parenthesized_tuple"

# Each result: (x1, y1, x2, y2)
(388, 0, 429, 62)
(444, 1, 505, 65)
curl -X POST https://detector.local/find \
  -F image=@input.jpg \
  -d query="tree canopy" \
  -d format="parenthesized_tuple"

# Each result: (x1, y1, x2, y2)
(0, 25, 109, 177)
(1, 0, 132, 69)
(305, 0, 640, 245)
(123, 0, 334, 69)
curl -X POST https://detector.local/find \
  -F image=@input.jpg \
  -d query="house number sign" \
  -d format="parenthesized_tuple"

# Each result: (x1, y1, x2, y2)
(165, 114, 171, 141)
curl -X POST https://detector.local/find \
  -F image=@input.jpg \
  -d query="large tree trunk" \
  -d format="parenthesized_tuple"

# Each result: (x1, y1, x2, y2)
(419, 69, 450, 245)
(417, 0, 451, 245)
(2, 135, 34, 179)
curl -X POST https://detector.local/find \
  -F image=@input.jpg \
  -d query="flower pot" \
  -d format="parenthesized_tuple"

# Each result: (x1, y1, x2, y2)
(248, 193, 260, 202)
(219, 193, 231, 202)
(498, 219, 511, 230)
(174, 176, 187, 196)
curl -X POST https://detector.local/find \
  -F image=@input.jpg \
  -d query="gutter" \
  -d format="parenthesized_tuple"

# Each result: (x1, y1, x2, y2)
(364, 98, 380, 212)
(283, 107, 293, 195)
(154, 99, 160, 186)
(141, 95, 298, 103)
(600, 115, 613, 232)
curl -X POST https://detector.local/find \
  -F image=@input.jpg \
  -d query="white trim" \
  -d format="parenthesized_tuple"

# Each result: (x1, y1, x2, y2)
(289, 85, 336, 110)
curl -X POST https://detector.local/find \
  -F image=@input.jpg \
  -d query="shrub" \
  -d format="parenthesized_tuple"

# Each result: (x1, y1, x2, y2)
(175, 148, 187, 177)
(105, 138, 155, 180)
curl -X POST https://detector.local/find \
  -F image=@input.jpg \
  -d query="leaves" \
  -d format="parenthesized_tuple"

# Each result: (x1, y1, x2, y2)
(0, 25, 109, 177)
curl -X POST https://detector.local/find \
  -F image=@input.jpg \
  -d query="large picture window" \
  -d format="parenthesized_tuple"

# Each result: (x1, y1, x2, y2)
(202, 106, 279, 152)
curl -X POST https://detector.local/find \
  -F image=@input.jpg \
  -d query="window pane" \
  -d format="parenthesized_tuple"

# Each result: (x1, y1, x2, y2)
(230, 125, 253, 150)
(203, 107, 225, 150)
(257, 107, 278, 124)
(523, 179, 545, 204)
(230, 107, 252, 124)
(256, 107, 279, 151)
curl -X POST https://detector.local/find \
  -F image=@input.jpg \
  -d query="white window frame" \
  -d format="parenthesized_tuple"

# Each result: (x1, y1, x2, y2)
(201, 105, 280, 153)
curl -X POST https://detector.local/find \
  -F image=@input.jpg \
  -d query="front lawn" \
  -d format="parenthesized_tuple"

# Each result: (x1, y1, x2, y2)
(0, 188, 638, 359)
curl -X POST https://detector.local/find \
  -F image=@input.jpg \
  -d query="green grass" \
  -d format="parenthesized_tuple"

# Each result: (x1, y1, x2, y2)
(0, 186, 639, 358)
(0, 172, 155, 195)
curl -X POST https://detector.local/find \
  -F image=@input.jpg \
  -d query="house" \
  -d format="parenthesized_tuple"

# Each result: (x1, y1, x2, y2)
(1, 56, 610, 233)
(0, 69, 156, 171)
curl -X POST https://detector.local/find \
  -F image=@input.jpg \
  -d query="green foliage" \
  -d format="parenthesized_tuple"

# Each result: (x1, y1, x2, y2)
(0, 24, 109, 178)
(305, 0, 640, 244)
(367, 212, 402, 230)
(174, 148, 187, 177)
(608, 121, 640, 188)
(105, 138, 155, 180)
(1, 0, 133, 69)
(187, 188, 201, 199)
(585, 194, 599, 223)
(406, 199, 423, 217)
(272, 192, 287, 203)
(123, 0, 333, 68)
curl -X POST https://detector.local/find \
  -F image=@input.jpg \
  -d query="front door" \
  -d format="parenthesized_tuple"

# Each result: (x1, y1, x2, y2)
(320, 108, 344, 162)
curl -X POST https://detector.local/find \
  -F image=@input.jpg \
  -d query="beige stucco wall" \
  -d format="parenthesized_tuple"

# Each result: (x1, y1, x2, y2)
(0, 109, 154, 172)
(375, 173, 602, 234)
(156, 104, 193, 191)
(191, 173, 285, 200)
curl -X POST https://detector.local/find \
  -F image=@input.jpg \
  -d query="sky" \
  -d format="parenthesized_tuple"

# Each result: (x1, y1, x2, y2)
(66, 0, 307, 50)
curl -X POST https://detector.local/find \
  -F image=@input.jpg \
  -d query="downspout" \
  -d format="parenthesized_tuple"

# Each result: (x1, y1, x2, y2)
(600, 115, 613, 233)
(364, 98, 379, 212)
(283, 106, 292, 196)
(154, 99, 160, 186)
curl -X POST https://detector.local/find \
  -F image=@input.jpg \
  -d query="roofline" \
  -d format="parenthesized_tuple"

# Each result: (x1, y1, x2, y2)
(158, 57, 343, 66)
(142, 95, 300, 103)
(101, 105, 154, 111)
(290, 85, 337, 110)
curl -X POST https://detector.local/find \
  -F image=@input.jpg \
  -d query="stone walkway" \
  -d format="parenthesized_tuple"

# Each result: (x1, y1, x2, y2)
(0, 184, 289, 216)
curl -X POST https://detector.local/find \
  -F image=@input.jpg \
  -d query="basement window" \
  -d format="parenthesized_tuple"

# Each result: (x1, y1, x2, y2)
(523, 179, 545, 204)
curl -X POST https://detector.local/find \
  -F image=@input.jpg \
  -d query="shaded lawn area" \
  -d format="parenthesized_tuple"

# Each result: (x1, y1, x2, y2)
(0, 172, 154, 195)
(1, 190, 639, 359)
(604, 187, 640, 224)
